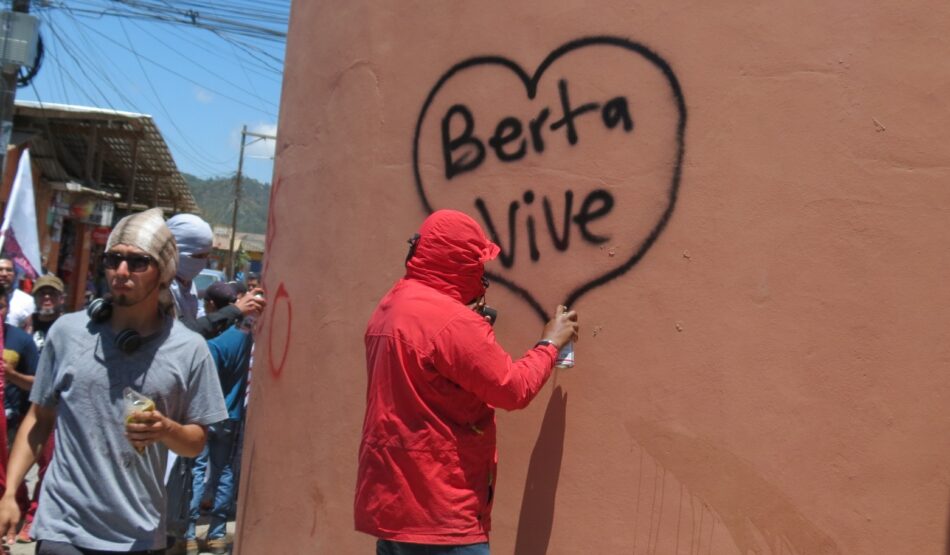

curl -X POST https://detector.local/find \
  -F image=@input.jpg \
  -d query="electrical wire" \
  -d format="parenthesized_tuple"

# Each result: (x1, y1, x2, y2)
(126, 17, 277, 109)
(42, 0, 287, 80)
(17, 33, 43, 87)
(43, 18, 119, 110)
(68, 13, 278, 117)
(228, 40, 263, 107)
(51, 0, 288, 42)
(45, 12, 235, 176)
(20, 0, 284, 180)
(117, 16, 236, 167)
(136, 15, 281, 84)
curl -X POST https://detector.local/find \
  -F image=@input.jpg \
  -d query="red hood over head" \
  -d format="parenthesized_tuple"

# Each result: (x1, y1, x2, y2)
(405, 210, 501, 303)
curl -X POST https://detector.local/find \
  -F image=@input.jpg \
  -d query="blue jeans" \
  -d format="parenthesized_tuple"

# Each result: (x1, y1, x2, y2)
(164, 456, 193, 540)
(185, 420, 239, 540)
(228, 418, 246, 519)
(376, 540, 489, 555)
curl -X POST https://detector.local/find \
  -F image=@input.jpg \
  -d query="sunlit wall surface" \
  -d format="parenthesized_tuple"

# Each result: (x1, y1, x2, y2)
(237, 2, 950, 553)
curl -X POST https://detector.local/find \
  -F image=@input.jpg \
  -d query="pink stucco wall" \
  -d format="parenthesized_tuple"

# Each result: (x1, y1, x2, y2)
(236, 1, 950, 553)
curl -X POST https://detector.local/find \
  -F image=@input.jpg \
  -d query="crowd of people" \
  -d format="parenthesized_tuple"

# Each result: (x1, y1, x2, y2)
(0, 208, 264, 555)
(0, 207, 577, 555)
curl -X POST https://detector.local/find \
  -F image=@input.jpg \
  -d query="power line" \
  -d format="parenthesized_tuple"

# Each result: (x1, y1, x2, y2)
(211, 29, 283, 74)
(39, 11, 236, 176)
(228, 40, 263, 106)
(126, 17, 277, 108)
(139, 15, 281, 84)
(20, 0, 285, 180)
(47, 0, 288, 42)
(117, 17, 236, 167)
(39, 1, 286, 77)
(43, 17, 119, 110)
(66, 12, 279, 117)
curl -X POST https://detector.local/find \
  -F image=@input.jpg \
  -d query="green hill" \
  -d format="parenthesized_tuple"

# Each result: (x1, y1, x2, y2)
(183, 173, 270, 234)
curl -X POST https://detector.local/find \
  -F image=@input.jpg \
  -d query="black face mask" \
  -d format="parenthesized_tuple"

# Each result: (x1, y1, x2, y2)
(477, 304, 498, 326)
(471, 276, 497, 326)
(405, 233, 421, 264)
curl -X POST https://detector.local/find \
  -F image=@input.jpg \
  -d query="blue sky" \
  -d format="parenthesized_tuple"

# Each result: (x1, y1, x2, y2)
(16, 2, 287, 184)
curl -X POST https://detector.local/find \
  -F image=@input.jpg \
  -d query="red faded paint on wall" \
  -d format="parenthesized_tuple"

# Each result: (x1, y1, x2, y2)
(266, 282, 291, 379)
(262, 173, 281, 283)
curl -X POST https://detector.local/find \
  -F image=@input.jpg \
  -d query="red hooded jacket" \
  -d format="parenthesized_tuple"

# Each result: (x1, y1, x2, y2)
(354, 210, 558, 545)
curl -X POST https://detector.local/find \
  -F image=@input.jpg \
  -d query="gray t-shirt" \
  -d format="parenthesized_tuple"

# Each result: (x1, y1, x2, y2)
(29, 311, 229, 551)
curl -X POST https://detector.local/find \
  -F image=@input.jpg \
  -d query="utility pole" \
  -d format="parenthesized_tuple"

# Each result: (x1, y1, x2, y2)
(228, 125, 276, 280)
(0, 0, 36, 179)
(227, 125, 247, 280)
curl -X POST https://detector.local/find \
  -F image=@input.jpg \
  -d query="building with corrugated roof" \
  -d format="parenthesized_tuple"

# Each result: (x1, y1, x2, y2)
(4, 100, 198, 310)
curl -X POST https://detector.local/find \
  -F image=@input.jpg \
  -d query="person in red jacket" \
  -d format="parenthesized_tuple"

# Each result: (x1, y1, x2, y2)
(355, 209, 579, 554)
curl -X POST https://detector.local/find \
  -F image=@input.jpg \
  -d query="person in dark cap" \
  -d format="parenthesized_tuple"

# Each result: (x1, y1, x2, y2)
(184, 281, 253, 555)
(0, 208, 228, 554)
(29, 274, 65, 353)
(13, 274, 66, 544)
(203, 281, 237, 315)
(355, 210, 579, 554)
(228, 280, 247, 298)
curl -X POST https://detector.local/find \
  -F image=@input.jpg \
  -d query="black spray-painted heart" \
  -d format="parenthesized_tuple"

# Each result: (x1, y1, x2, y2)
(413, 36, 687, 322)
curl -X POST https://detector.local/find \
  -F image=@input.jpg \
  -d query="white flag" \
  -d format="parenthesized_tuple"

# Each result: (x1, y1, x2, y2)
(0, 149, 42, 278)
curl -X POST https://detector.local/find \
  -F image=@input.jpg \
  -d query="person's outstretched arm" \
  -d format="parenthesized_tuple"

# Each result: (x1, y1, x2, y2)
(0, 403, 55, 544)
(432, 305, 579, 410)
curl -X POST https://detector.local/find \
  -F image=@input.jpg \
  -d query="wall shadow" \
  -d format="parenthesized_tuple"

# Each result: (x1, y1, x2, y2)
(945, 493, 950, 555)
(625, 419, 841, 555)
(513, 386, 567, 555)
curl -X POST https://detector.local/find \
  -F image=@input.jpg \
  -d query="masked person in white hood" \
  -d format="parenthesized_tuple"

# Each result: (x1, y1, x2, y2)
(166, 214, 212, 324)
(165, 214, 265, 340)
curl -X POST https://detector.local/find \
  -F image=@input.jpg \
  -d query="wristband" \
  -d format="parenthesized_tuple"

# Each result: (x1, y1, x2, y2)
(535, 339, 558, 349)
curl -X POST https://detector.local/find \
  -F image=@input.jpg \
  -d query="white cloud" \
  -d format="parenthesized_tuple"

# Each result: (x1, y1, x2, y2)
(194, 87, 214, 104)
(245, 122, 277, 159)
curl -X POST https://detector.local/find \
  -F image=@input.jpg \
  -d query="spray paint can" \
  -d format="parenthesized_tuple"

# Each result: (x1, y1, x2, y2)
(241, 292, 265, 331)
(555, 341, 575, 368)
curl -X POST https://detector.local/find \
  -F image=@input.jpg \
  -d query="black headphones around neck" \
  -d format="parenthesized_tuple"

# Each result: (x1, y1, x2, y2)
(87, 297, 143, 354)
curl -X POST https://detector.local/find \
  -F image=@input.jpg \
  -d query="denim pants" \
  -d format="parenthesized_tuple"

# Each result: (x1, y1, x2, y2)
(226, 418, 246, 519)
(185, 420, 239, 540)
(164, 455, 193, 540)
(376, 539, 490, 555)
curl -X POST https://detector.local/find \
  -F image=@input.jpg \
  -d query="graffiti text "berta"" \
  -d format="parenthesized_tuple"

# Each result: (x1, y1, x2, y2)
(441, 79, 634, 179)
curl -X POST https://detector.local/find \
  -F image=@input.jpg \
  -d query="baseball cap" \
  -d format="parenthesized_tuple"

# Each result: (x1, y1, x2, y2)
(204, 281, 236, 310)
(33, 274, 64, 294)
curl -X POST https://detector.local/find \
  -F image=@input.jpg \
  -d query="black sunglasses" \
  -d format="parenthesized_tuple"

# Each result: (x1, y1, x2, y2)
(102, 252, 154, 273)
